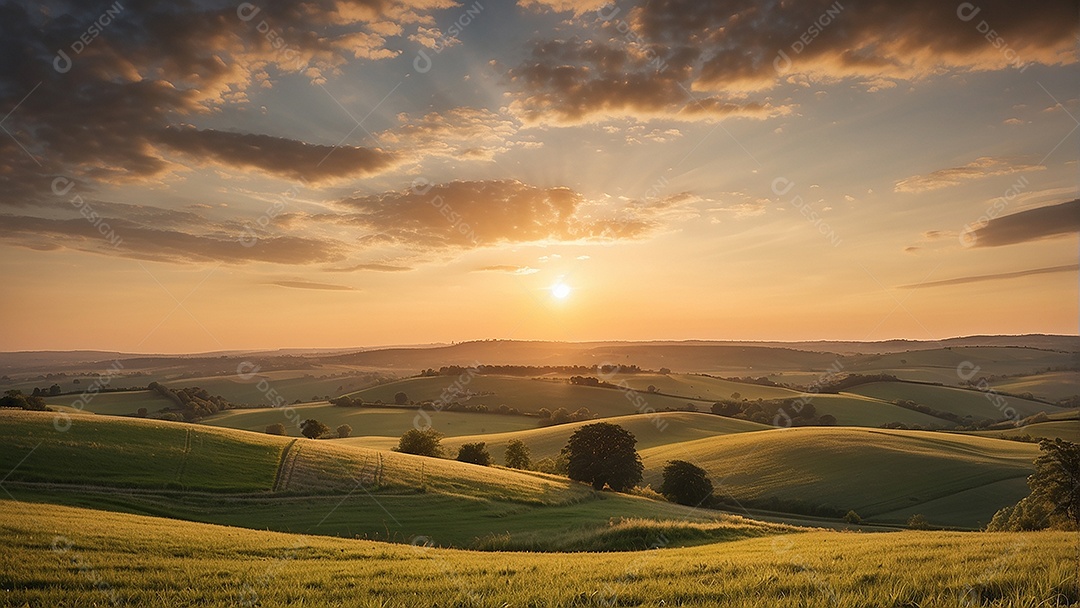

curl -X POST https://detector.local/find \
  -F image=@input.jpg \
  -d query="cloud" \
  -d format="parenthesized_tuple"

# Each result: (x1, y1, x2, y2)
(378, 107, 524, 160)
(269, 280, 358, 291)
(0, 0, 450, 203)
(895, 157, 1045, 193)
(504, 39, 793, 125)
(899, 264, 1078, 289)
(324, 263, 414, 272)
(0, 213, 343, 265)
(964, 199, 1080, 247)
(159, 126, 401, 183)
(503, 0, 1076, 123)
(327, 179, 693, 250)
(476, 265, 541, 275)
(518, 0, 609, 16)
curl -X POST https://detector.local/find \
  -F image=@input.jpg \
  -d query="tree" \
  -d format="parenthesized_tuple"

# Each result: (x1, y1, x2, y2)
(265, 423, 286, 436)
(843, 510, 862, 524)
(504, 440, 531, 469)
(819, 414, 837, 426)
(48, 384, 62, 396)
(395, 428, 443, 457)
(336, 424, 352, 438)
(456, 442, 492, 466)
(659, 460, 713, 506)
(1029, 438, 1080, 527)
(394, 391, 409, 405)
(136, 408, 148, 418)
(300, 419, 330, 439)
(646, 385, 657, 393)
(537, 408, 551, 420)
(564, 422, 643, 491)
(730, 392, 741, 400)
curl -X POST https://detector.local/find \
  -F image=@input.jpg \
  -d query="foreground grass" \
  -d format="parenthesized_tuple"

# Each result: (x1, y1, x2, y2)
(1, 500, 1076, 607)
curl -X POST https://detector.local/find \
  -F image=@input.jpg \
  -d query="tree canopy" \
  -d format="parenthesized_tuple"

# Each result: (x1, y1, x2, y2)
(563, 422, 643, 492)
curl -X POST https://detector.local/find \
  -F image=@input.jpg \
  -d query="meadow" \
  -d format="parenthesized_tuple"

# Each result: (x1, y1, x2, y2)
(1, 500, 1076, 607)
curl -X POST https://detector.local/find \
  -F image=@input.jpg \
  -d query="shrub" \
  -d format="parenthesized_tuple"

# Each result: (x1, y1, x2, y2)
(394, 392, 408, 405)
(456, 442, 492, 466)
(265, 423, 287, 436)
(660, 460, 714, 507)
(907, 514, 930, 530)
(336, 424, 352, 438)
(843, 510, 862, 524)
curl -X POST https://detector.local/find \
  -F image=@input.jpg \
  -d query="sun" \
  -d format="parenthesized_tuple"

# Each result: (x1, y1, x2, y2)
(551, 282, 572, 300)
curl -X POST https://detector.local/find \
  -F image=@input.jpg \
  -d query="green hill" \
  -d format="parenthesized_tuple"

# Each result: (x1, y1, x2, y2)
(0, 411, 783, 550)
(3, 500, 1076, 607)
(638, 427, 1038, 528)
(847, 381, 1057, 420)
(202, 402, 537, 438)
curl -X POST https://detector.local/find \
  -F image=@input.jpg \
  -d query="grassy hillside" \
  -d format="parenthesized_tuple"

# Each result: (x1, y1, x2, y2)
(202, 402, 538, 438)
(602, 373, 803, 401)
(638, 427, 1039, 528)
(847, 381, 1056, 420)
(840, 347, 1078, 384)
(979, 421, 1080, 443)
(347, 374, 703, 417)
(989, 371, 1080, 402)
(0, 410, 281, 491)
(161, 371, 384, 405)
(370, 411, 773, 464)
(0, 411, 783, 550)
(45, 389, 176, 416)
(2, 500, 1076, 607)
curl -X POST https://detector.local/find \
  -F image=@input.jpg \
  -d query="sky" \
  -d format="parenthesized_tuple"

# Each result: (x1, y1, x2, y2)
(0, 0, 1077, 353)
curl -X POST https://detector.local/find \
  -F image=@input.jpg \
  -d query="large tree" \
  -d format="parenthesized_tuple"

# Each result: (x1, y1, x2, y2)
(456, 442, 492, 466)
(563, 422, 643, 491)
(660, 460, 714, 507)
(395, 428, 443, 457)
(504, 440, 531, 469)
(300, 419, 330, 439)
(1030, 438, 1080, 527)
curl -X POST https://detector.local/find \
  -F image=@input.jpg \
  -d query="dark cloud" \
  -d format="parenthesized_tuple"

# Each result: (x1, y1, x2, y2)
(505, 0, 1077, 123)
(159, 126, 400, 183)
(966, 199, 1080, 247)
(0, 213, 343, 265)
(899, 264, 1078, 289)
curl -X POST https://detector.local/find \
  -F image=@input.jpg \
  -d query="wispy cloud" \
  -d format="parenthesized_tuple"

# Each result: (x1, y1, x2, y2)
(899, 264, 1078, 289)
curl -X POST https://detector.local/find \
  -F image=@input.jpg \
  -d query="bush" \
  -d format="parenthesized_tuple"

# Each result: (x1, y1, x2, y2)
(395, 428, 443, 457)
(504, 440, 531, 469)
(907, 514, 930, 530)
(456, 442, 492, 466)
(843, 510, 862, 524)
(265, 423, 287, 436)
(659, 460, 714, 507)
(394, 392, 408, 405)
(336, 424, 352, 438)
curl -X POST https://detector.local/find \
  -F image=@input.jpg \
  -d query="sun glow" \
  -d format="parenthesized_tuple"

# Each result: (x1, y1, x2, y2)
(551, 283, 572, 299)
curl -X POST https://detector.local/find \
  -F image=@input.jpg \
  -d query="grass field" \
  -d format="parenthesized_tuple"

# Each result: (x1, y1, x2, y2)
(0, 410, 282, 491)
(2, 500, 1076, 607)
(202, 402, 539, 437)
(347, 374, 704, 417)
(44, 389, 176, 416)
(847, 382, 1057, 420)
(162, 371, 384, 405)
(989, 371, 1080, 402)
(979, 421, 1080, 443)
(0, 411, 798, 550)
(637, 427, 1039, 528)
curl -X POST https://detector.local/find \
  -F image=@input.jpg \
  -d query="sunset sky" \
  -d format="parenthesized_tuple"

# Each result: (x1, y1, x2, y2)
(1, 0, 1077, 353)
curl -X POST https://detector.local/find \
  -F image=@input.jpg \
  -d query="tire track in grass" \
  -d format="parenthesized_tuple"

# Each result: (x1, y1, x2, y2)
(172, 428, 192, 488)
(272, 439, 300, 493)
